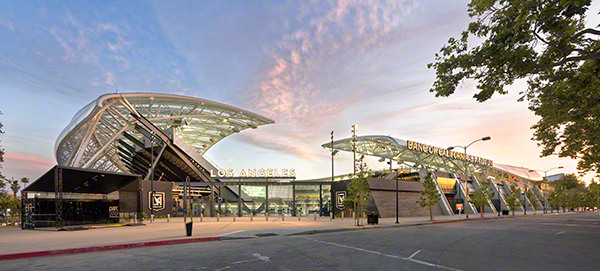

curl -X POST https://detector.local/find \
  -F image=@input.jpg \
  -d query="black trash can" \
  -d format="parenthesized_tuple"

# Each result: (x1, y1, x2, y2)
(186, 221, 193, 236)
(367, 213, 378, 225)
(502, 210, 509, 216)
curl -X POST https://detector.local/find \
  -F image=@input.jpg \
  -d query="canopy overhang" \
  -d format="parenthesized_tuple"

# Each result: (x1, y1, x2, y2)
(23, 165, 141, 194)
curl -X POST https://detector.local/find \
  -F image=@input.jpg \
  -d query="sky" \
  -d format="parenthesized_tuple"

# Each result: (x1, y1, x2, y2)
(0, 0, 598, 186)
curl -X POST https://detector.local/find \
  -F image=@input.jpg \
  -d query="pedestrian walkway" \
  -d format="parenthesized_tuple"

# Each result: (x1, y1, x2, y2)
(0, 210, 571, 260)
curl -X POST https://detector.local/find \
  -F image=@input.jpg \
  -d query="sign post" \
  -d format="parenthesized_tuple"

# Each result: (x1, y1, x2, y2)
(456, 203, 464, 219)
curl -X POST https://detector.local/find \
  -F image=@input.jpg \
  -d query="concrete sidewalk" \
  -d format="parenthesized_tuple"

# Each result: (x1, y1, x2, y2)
(0, 210, 563, 260)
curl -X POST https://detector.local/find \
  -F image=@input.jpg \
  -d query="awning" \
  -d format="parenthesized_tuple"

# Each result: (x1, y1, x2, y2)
(24, 165, 142, 194)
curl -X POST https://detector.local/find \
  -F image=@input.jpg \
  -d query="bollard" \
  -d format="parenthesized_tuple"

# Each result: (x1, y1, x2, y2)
(352, 212, 355, 219)
(342, 212, 344, 220)
(134, 214, 137, 223)
(167, 214, 170, 223)
(151, 214, 154, 223)
(266, 213, 269, 221)
(314, 212, 317, 221)
(330, 212, 333, 220)
(217, 213, 220, 222)
(282, 213, 285, 221)
(251, 213, 253, 221)
(233, 213, 236, 222)
(298, 213, 301, 221)
(200, 213, 203, 222)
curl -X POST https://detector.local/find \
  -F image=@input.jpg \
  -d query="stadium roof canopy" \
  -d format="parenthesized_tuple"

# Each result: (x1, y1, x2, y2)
(55, 93, 274, 174)
(321, 135, 542, 182)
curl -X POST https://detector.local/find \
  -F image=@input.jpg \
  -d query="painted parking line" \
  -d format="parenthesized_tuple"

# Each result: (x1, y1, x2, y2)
(542, 223, 600, 228)
(299, 237, 462, 271)
(408, 249, 421, 259)
(556, 231, 565, 235)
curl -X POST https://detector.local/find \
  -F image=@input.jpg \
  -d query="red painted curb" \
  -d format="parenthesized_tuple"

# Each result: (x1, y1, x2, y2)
(0, 236, 220, 261)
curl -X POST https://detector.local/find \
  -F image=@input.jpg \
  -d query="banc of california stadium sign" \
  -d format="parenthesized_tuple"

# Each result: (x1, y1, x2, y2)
(407, 140, 493, 167)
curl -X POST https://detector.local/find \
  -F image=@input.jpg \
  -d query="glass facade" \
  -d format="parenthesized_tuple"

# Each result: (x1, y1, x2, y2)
(198, 180, 331, 217)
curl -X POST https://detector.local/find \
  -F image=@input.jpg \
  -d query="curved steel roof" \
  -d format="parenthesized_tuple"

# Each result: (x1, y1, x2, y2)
(56, 93, 274, 172)
(322, 135, 542, 182)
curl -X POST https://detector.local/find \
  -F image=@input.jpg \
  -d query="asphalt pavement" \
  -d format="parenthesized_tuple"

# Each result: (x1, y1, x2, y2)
(1, 211, 598, 271)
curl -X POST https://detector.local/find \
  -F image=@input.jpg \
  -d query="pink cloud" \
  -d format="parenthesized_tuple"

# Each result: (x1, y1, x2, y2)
(4, 152, 55, 165)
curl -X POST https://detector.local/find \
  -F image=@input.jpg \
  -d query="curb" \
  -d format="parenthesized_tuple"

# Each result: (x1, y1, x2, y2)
(0, 236, 220, 261)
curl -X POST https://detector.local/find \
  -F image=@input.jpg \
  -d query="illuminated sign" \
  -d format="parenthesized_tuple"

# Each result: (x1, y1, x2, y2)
(210, 168, 296, 178)
(109, 206, 119, 218)
(242, 186, 266, 197)
(456, 203, 463, 210)
(407, 140, 493, 167)
(149, 192, 165, 211)
(336, 191, 346, 209)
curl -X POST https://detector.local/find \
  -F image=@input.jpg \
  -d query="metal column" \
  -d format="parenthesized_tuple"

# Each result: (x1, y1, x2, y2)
(54, 167, 63, 229)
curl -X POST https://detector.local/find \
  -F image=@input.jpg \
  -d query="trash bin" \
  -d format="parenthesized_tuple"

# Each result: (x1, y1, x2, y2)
(186, 221, 193, 236)
(367, 213, 379, 225)
(502, 210, 509, 216)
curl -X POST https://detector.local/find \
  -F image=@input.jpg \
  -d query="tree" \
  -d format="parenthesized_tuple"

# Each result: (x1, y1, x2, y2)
(429, 1, 600, 175)
(346, 155, 372, 226)
(416, 172, 441, 221)
(553, 174, 584, 190)
(10, 178, 19, 199)
(504, 184, 522, 216)
(468, 184, 491, 218)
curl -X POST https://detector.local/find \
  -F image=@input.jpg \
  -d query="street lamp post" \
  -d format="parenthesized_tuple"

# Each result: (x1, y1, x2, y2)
(447, 136, 491, 219)
(395, 165, 399, 224)
(529, 166, 563, 214)
(522, 191, 527, 216)
(330, 131, 336, 220)
(351, 125, 357, 177)
(496, 183, 503, 217)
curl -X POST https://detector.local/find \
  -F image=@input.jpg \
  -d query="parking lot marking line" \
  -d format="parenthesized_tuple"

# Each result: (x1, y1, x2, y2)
(542, 223, 600, 228)
(301, 237, 463, 271)
(408, 250, 421, 259)
(555, 231, 565, 235)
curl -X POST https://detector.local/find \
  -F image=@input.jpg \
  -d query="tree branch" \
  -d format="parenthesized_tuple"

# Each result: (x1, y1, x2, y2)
(535, 53, 599, 70)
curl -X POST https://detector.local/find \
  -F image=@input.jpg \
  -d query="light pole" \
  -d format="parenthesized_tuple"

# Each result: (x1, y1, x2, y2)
(351, 125, 357, 177)
(330, 131, 337, 219)
(496, 183, 503, 216)
(529, 166, 563, 214)
(522, 191, 527, 216)
(447, 136, 491, 219)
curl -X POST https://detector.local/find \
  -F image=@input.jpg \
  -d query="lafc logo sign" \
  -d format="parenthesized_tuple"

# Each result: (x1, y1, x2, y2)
(149, 192, 165, 211)
(336, 191, 346, 210)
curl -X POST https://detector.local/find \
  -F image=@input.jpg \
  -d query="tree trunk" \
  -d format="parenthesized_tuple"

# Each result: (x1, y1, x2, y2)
(480, 205, 484, 218)
(429, 205, 433, 221)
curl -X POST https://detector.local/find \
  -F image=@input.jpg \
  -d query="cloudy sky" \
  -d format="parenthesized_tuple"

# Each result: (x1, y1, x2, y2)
(0, 1, 598, 185)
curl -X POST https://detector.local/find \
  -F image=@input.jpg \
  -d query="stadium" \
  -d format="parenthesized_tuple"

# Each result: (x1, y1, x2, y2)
(22, 93, 549, 229)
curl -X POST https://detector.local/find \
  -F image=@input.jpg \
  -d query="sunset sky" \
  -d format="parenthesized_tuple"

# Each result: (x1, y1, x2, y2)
(1, 1, 598, 186)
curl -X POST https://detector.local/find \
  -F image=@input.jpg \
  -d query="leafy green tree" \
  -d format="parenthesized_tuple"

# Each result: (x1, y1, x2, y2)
(468, 184, 491, 218)
(346, 155, 372, 226)
(589, 181, 600, 209)
(416, 172, 441, 221)
(504, 184, 522, 216)
(553, 174, 584, 190)
(428, 1, 600, 175)
(10, 178, 19, 199)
